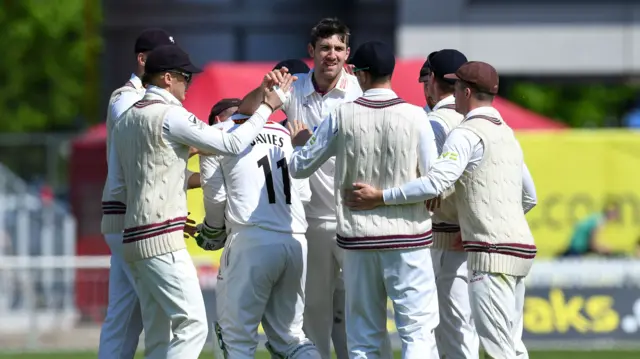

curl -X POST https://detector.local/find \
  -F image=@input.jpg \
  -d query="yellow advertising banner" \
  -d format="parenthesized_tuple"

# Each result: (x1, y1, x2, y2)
(516, 130, 640, 257)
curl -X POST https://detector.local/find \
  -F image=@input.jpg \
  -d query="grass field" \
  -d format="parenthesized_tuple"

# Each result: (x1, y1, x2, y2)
(1, 351, 639, 359)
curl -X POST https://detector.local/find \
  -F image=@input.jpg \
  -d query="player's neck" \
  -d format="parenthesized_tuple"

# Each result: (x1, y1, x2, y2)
(363, 82, 393, 92)
(135, 66, 145, 80)
(434, 92, 453, 103)
(312, 72, 339, 94)
(466, 101, 493, 115)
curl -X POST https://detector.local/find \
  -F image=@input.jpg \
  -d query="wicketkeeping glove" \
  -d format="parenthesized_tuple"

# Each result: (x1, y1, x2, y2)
(194, 221, 227, 251)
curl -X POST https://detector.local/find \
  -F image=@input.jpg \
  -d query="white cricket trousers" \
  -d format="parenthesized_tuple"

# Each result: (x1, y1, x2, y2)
(128, 248, 208, 359)
(215, 225, 319, 359)
(303, 218, 346, 359)
(431, 248, 479, 359)
(98, 233, 143, 359)
(344, 247, 440, 359)
(468, 271, 528, 359)
(304, 219, 392, 359)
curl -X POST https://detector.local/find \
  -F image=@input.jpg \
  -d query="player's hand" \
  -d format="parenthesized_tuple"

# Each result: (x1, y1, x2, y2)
(343, 183, 384, 211)
(452, 231, 464, 251)
(425, 196, 442, 212)
(262, 67, 289, 89)
(183, 213, 198, 239)
(194, 222, 227, 251)
(287, 120, 313, 147)
(263, 73, 297, 110)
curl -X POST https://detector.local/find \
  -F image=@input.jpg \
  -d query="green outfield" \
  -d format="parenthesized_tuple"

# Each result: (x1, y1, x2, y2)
(0, 351, 639, 359)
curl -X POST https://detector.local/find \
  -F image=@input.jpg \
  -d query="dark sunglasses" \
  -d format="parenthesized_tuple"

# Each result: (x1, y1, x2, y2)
(168, 70, 192, 84)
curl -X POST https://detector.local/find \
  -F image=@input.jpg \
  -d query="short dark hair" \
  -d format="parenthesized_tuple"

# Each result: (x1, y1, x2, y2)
(310, 18, 350, 48)
(434, 77, 455, 95)
(458, 80, 495, 102)
(368, 74, 392, 85)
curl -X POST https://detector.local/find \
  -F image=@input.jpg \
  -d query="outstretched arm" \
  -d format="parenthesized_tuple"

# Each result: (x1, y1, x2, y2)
(288, 113, 339, 179)
(344, 128, 478, 210)
(237, 67, 291, 115)
(163, 105, 273, 156)
(164, 73, 297, 156)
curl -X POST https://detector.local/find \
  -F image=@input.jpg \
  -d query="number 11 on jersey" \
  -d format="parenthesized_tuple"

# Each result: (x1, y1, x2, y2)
(257, 155, 292, 204)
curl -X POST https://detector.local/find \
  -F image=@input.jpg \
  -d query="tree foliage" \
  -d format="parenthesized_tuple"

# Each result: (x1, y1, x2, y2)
(0, 0, 102, 133)
(506, 82, 640, 128)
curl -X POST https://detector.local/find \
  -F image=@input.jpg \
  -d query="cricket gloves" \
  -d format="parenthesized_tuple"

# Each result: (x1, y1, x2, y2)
(194, 221, 227, 251)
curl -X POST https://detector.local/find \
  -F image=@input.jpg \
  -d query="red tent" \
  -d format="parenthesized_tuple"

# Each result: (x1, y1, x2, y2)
(70, 60, 565, 319)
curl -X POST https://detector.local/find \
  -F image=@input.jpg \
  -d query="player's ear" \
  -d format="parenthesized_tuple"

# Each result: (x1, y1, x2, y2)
(137, 52, 146, 67)
(346, 47, 350, 59)
(214, 115, 221, 124)
(307, 43, 314, 58)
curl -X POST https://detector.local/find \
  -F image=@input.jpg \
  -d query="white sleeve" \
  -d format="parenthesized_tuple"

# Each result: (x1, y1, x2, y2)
(110, 91, 141, 120)
(417, 118, 438, 176)
(200, 156, 227, 228)
(107, 142, 126, 204)
(163, 104, 273, 156)
(522, 162, 537, 214)
(294, 178, 312, 204)
(429, 117, 449, 156)
(383, 128, 479, 205)
(289, 111, 339, 179)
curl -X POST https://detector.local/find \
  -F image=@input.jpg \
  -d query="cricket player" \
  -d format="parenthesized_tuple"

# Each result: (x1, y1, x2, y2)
(420, 49, 481, 359)
(98, 28, 175, 359)
(209, 98, 242, 125)
(344, 61, 538, 359)
(196, 88, 324, 358)
(111, 44, 283, 359)
(289, 41, 440, 359)
(237, 18, 374, 359)
(271, 58, 348, 357)
(419, 51, 439, 114)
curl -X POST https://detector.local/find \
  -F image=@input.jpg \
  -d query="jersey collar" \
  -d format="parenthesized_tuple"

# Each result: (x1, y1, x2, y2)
(129, 73, 144, 91)
(432, 95, 455, 111)
(303, 68, 350, 97)
(145, 85, 182, 106)
(465, 106, 500, 120)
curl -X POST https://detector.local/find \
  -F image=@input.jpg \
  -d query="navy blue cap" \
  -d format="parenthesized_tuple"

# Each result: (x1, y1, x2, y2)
(428, 49, 468, 84)
(134, 28, 176, 53)
(273, 59, 310, 75)
(144, 44, 202, 75)
(418, 51, 439, 82)
(348, 41, 395, 77)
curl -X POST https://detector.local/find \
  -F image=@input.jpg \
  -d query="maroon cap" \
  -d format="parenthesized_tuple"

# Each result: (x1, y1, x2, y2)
(444, 61, 499, 95)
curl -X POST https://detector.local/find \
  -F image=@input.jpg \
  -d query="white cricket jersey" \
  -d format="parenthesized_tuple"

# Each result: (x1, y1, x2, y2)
(281, 68, 362, 220)
(200, 118, 311, 234)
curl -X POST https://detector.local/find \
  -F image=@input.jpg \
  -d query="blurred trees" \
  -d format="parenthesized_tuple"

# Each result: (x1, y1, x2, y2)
(0, 0, 102, 133)
(506, 82, 640, 128)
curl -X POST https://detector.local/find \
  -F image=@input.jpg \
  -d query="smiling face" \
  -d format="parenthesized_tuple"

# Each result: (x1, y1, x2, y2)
(308, 35, 349, 81)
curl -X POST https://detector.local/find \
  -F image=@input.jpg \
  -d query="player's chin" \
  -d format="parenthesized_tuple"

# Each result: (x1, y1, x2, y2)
(320, 65, 340, 77)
